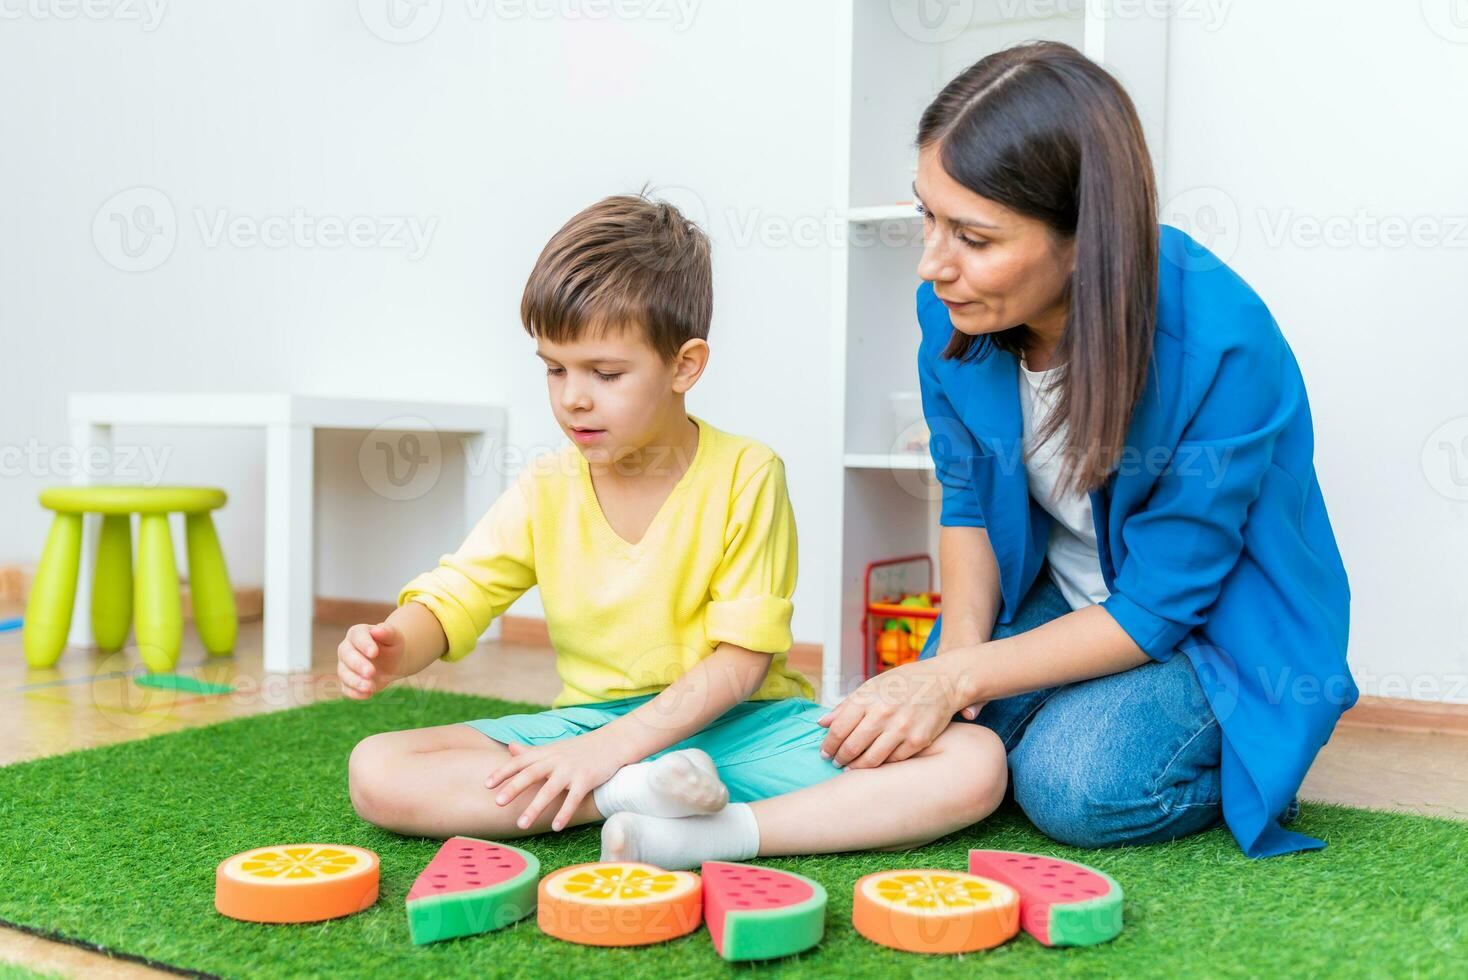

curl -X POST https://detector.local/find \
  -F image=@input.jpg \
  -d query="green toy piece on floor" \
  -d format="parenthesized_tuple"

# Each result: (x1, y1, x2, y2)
(701, 861, 826, 961)
(967, 849, 1123, 947)
(406, 837, 539, 945)
(133, 672, 234, 695)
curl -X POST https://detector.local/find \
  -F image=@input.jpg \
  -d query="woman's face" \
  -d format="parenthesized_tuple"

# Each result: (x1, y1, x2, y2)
(914, 143, 1075, 340)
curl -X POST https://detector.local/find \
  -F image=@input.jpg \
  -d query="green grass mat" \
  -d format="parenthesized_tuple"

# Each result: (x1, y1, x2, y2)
(0, 689, 1463, 978)
(0, 962, 62, 980)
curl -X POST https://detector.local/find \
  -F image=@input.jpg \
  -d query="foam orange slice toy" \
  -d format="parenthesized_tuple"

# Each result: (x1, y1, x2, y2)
(537, 861, 701, 947)
(851, 869, 1019, 954)
(215, 844, 379, 923)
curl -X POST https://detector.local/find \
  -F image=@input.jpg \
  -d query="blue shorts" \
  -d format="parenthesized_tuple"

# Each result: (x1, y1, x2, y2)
(463, 695, 843, 803)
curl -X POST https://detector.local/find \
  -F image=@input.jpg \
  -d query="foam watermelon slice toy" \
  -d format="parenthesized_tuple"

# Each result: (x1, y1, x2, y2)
(967, 849, 1123, 947)
(701, 861, 826, 961)
(405, 837, 539, 945)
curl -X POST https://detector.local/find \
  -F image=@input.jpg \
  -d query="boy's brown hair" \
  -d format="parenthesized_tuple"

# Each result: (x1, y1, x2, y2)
(521, 191, 712, 362)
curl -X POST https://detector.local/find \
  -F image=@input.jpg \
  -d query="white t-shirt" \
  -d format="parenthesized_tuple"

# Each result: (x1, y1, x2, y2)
(1018, 353, 1112, 611)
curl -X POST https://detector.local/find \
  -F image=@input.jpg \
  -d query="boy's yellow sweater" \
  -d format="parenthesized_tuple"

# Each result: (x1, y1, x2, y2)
(398, 414, 813, 708)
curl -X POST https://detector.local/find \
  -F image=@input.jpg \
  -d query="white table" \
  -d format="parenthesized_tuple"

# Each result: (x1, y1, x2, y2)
(67, 393, 506, 673)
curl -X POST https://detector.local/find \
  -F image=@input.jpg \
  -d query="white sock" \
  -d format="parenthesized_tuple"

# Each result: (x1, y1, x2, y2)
(600, 803, 760, 871)
(591, 748, 729, 819)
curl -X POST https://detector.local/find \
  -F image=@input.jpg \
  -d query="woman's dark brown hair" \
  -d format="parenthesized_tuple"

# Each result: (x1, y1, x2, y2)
(917, 40, 1158, 496)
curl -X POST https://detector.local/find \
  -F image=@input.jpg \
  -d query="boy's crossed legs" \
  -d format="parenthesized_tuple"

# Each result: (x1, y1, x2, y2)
(349, 701, 1007, 869)
(349, 725, 726, 838)
(602, 721, 1005, 867)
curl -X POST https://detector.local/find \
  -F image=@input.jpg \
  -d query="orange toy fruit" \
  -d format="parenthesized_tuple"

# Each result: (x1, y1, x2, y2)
(537, 861, 701, 947)
(215, 844, 379, 924)
(851, 869, 1019, 954)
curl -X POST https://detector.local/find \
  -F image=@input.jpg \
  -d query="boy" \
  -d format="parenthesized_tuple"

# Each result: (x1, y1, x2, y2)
(342, 193, 1006, 870)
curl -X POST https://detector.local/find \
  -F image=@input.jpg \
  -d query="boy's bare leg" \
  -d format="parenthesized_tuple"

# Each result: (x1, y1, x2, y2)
(602, 723, 1008, 868)
(753, 723, 1007, 853)
(348, 724, 603, 839)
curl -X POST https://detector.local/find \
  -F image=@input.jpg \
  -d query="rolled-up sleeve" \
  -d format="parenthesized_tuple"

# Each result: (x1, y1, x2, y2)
(1102, 326, 1291, 662)
(397, 469, 537, 661)
(704, 456, 797, 654)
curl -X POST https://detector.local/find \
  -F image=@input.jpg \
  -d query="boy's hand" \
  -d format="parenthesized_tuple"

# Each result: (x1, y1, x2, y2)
(485, 731, 626, 832)
(337, 622, 405, 700)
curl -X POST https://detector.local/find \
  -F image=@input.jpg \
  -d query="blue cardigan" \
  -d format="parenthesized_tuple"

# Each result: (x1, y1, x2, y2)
(916, 225, 1355, 858)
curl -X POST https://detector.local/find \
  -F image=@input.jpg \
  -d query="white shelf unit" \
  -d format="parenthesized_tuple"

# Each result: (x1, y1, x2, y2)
(821, 1, 1168, 705)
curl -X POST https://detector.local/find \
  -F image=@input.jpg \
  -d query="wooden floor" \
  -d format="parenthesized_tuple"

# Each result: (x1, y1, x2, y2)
(1, 603, 1465, 976)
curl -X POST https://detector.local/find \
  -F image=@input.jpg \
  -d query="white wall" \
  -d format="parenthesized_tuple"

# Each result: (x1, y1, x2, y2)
(3, 2, 1464, 701)
(1160, 2, 1468, 701)
(0, 1, 839, 639)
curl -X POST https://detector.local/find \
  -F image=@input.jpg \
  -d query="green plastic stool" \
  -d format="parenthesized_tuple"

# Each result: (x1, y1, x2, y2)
(24, 486, 238, 672)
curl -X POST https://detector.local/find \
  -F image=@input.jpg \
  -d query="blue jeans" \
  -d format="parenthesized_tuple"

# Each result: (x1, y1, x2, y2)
(933, 574, 1244, 848)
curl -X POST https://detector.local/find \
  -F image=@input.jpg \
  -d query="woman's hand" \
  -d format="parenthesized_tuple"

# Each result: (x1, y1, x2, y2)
(817, 656, 976, 769)
(939, 644, 988, 721)
(485, 731, 628, 832)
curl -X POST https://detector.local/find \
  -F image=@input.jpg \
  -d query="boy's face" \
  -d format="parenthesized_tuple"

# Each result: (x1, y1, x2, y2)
(536, 326, 705, 468)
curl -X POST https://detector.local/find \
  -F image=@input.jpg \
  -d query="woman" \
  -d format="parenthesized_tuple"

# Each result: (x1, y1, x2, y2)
(817, 41, 1356, 858)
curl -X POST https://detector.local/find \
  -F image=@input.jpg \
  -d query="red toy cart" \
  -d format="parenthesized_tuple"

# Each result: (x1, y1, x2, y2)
(862, 554, 941, 678)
